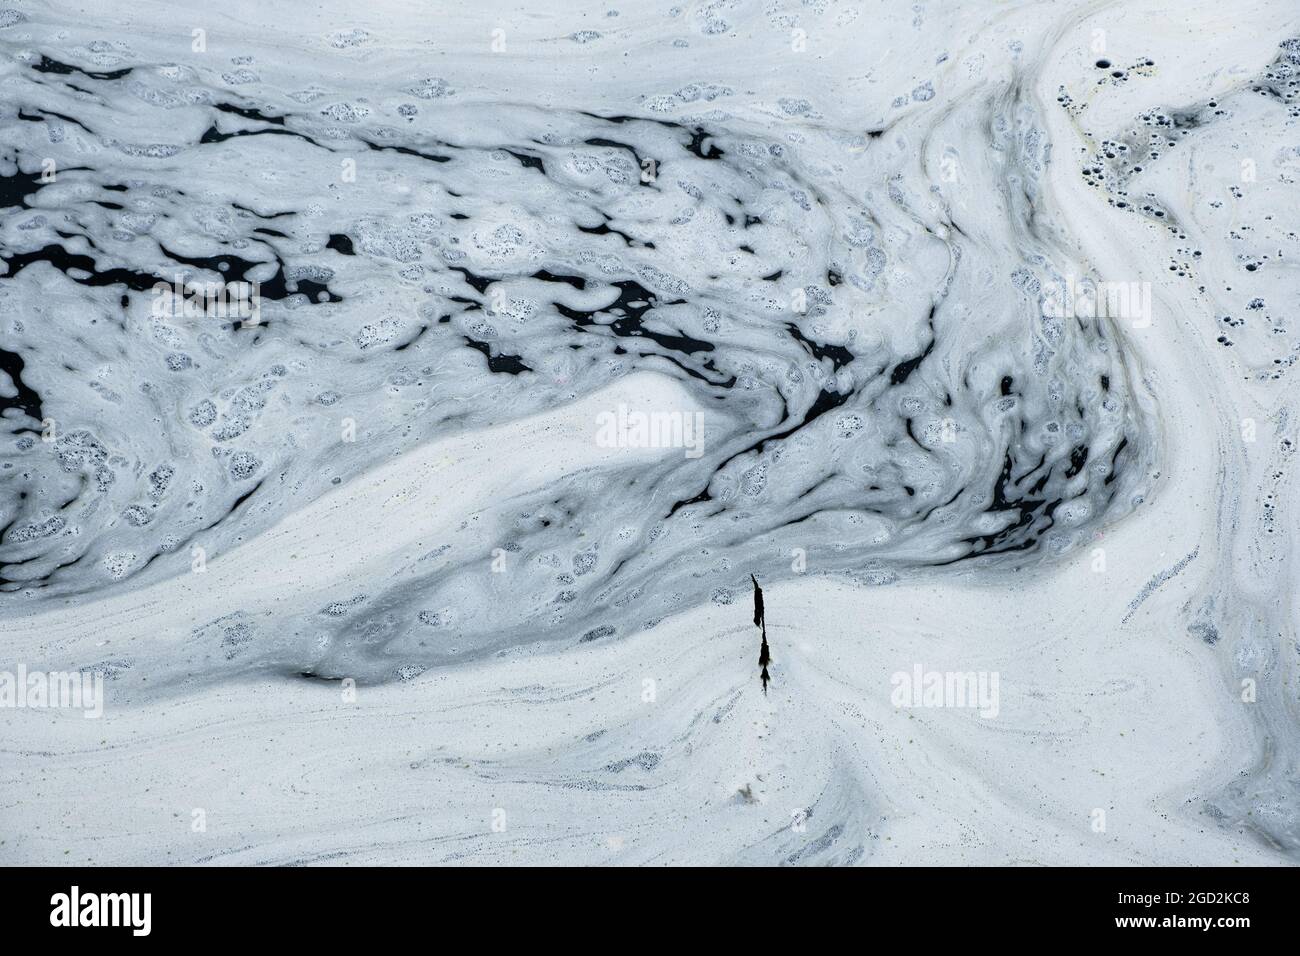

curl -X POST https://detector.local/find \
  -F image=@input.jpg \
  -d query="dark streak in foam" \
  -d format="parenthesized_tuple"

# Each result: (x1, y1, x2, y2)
(214, 102, 286, 126)
(666, 387, 853, 517)
(751, 574, 771, 694)
(30, 55, 132, 81)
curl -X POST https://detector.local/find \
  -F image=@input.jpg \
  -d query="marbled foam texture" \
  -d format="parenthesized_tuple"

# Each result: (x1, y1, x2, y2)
(0, 0, 1296, 865)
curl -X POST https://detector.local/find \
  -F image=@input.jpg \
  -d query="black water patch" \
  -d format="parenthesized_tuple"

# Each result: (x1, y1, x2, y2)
(787, 322, 854, 370)
(451, 266, 496, 295)
(1065, 445, 1089, 479)
(685, 127, 725, 160)
(464, 337, 531, 374)
(0, 165, 90, 209)
(158, 244, 343, 303)
(577, 221, 644, 247)
(327, 234, 355, 256)
(0, 349, 43, 425)
(531, 269, 587, 290)
(584, 137, 646, 168)
(890, 337, 935, 385)
(503, 149, 545, 173)
(2, 243, 163, 292)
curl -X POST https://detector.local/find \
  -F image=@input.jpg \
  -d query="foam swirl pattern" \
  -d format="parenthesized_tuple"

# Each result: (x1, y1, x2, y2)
(0, 0, 1295, 865)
